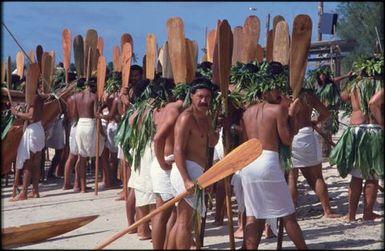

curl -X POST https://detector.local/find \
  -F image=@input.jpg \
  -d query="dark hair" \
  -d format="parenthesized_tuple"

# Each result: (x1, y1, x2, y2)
(267, 61, 284, 77)
(189, 77, 217, 95)
(150, 78, 175, 100)
(132, 79, 150, 102)
(130, 64, 143, 74)
(198, 61, 212, 71)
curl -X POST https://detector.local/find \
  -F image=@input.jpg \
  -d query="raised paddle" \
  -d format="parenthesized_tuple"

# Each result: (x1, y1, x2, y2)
(84, 29, 98, 80)
(289, 15, 312, 98)
(217, 19, 236, 250)
(185, 38, 198, 83)
(241, 15, 260, 63)
(1, 61, 5, 84)
(206, 29, 216, 63)
(232, 26, 244, 65)
(145, 33, 156, 81)
(7, 56, 13, 104)
(95, 55, 106, 195)
(49, 51, 56, 85)
(41, 52, 53, 93)
(266, 29, 274, 62)
(161, 41, 173, 79)
(121, 33, 133, 53)
(36, 45, 43, 73)
(28, 49, 35, 63)
(97, 37, 104, 56)
(121, 42, 132, 88)
(95, 138, 263, 249)
(256, 43, 264, 63)
(62, 28, 72, 85)
(167, 17, 187, 84)
(73, 35, 85, 78)
(273, 21, 290, 66)
(112, 46, 122, 73)
(16, 51, 24, 80)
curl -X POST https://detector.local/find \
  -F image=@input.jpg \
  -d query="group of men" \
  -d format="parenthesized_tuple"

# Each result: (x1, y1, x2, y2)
(7, 56, 383, 250)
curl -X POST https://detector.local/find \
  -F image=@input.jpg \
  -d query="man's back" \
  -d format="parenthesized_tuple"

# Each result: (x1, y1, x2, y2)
(242, 101, 292, 151)
(75, 90, 96, 118)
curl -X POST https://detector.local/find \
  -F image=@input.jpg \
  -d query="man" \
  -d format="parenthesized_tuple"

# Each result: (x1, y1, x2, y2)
(63, 88, 80, 190)
(151, 78, 182, 249)
(369, 87, 384, 128)
(74, 78, 105, 193)
(10, 81, 45, 201)
(167, 78, 219, 249)
(287, 87, 339, 218)
(330, 64, 383, 222)
(128, 65, 143, 103)
(239, 62, 307, 249)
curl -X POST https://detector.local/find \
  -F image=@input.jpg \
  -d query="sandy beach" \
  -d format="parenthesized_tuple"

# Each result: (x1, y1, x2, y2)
(1, 118, 384, 249)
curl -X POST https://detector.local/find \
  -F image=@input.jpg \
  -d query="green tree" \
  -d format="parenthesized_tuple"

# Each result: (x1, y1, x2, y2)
(336, 2, 384, 70)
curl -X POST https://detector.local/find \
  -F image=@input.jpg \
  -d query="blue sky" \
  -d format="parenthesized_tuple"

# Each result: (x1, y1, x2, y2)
(2, 1, 340, 68)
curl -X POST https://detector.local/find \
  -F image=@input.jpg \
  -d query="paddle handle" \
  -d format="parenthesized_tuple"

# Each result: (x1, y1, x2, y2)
(95, 190, 189, 249)
(95, 118, 101, 195)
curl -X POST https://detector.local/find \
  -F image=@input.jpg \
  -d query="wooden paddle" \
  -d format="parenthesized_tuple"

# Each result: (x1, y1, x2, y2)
(256, 43, 264, 63)
(49, 51, 56, 85)
(266, 30, 274, 62)
(211, 20, 221, 86)
(206, 29, 216, 63)
(16, 51, 24, 80)
(241, 15, 260, 63)
(145, 33, 156, 81)
(167, 17, 187, 84)
(25, 63, 40, 107)
(73, 35, 85, 78)
(95, 55, 106, 195)
(121, 42, 132, 88)
(1, 61, 5, 84)
(95, 138, 263, 249)
(2, 215, 98, 248)
(41, 52, 52, 93)
(28, 49, 35, 63)
(97, 37, 104, 57)
(273, 21, 290, 66)
(185, 38, 198, 83)
(85, 29, 98, 79)
(121, 33, 133, 52)
(232, 26, 243, 65)
(36, 45, 43, 74)
(217, 19, 236, 250)
(112, 46, 122, 72)
(62, 28, 71, 85)
(289, 15, 312, 98)
(161, 41, 173, 79)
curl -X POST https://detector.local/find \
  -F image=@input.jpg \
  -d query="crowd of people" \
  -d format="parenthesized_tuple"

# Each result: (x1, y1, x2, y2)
(3, 52, 383, 249)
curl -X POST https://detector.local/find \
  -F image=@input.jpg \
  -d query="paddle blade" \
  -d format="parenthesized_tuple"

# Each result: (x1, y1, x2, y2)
(28, 49, 35, 63)
(121, 42, 132, 88)
(167, 16, 187, 84)
(161, 41, 173, 79)
(7, 57, 12, 88)
(97, 37, 104, 56)
(97, 56, 106, 99)
(121, 33, 133, 52)
(36, 45, 43, 73)
(241, 15, 260, 63)
(16, 51, 24, 79)
(145, 33, 157, 80)
(273, 21, 290, 66)
(185, 38, 198, 83)
(265, 30, 273, 62)
(232, 26, 244, 65)
(1, 61, 5, 84)
(73, 35, 85, 78)
(198, 138, 262, 188)
(49, 51, 56, 84)
(25, 63, 40, 106)
(41, 52, 53, 93)
(217, 19, 233, 104)
(289, 14, 312, 98)
(84, 29, 98, 78)
(112, 46, 121, 72)
(206, 29, 217, 63)
(256, 44, 264, 63)
(62, 28, 72, 73)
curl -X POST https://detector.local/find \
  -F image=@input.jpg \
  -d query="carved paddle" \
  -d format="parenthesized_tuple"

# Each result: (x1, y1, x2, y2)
(95, 138, 263, 249)
(145, 33, 156, 81)
(16, 51, 24, 80)
(73, 35, 85, 78)
(273, 21, 290, 66)
(62, 28, 72, 85)
(121, 42, 132, 88)
(167, 17, 187, 84)
(36, 45, 43, 73)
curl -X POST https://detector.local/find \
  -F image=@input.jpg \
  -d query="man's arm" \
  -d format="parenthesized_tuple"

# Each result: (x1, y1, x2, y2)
(333, 71, 352, 84)
(277, 103, 296, 146)
(369, 88, 384, 127)
(11, 105, 34, 121)
(174, 112, 194, 192)
(306, 92, 331, 125)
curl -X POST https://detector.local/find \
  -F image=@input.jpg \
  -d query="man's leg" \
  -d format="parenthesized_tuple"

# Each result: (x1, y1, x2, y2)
(300, 164, 338, 218)
(47, 149, 63, 179)
(10, 159, 33, 201)
(136, 205, 152, 240)
(244, 216, 265, 249)
(363, 179, 381, 221)
(75, 155, 87, 193)
(345, 176, 363, 222)
(163, 206, 177, 249)
(109, 151, 119, 186)
(282, 213, 307, 249)
(287, 168, 299, 207)
(151, 196, 175, 249)
(214, 179, 225, 226)
(174, 199, 194, 249)
(30, 151, 42, 198)
(125, 188, 137, 234)
(63, 153, 77, 190)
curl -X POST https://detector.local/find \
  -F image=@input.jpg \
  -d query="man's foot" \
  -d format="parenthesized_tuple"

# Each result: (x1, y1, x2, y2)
(115, 194, 126, 201)
(73, 187, 80, 193)
(363, 212, 383, 221)
(80, 186, 92, 193)
(263, 225, 275, 239)
(127, 227, 137, 234)
(323, 212, 342, 219)
(138, 231, 151, 240)
(63, 185, 72, 190)
(9, 193, 27, 202)
(27, 191, 40, 198)
(342, 214, 356, 223)
(234, 228, 243, 239)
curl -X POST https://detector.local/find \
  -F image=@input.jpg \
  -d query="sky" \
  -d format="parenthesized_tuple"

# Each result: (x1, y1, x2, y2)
(2, 1, 340, 69)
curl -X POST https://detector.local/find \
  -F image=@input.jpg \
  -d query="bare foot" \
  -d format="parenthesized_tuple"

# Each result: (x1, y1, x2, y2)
(342, 214, 356, 223)
(9, 193, 27, 202)
(138, 234, 151, 241)
(363, 212, 383, 221)
(27, 192, 40, 198)
(73, 187, 80, 193)
(115, 194, 125, 201)
(127, 227, 137, 234)
(323, 213, 342, 219)
(264, 225, 275, 239)
(234, 228, 244, 239)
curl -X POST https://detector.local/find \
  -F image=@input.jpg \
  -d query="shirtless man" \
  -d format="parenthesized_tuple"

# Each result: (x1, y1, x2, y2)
(10, 82, 45, 201)
(331, 69, 383, 222)
(151, 78, 182, 249)
(63, 90, 79, 190)
(167, 78, 218, 249)
(287, 88, 339, 218)
(74, 78, 104, 193)
(239, 62, 307, 249)
(369, 87, 384, 128)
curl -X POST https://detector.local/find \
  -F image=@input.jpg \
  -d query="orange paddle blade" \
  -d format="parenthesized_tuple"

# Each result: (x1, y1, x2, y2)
(273, 21, 290, 66)
(146, 33, 157, 80)
(97, 37, 104, 56)
(25, 63, 40, 106)
(36, 45, 43, 73)
(121, 43, 132, 87)
(73, 35, 85, 78)
(28, 49, 35, 63)
(16, 51, 24, 79)
(62, 28, 72, 72)
(167, 17, 187, 84)
(232, 26, 244, 65)
(97, 56, 106, 99)
(206, 29, 217, 63)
